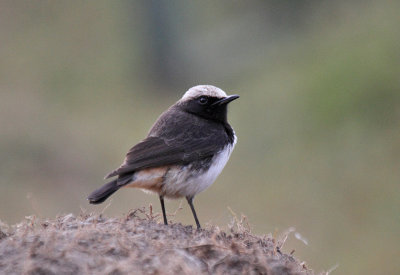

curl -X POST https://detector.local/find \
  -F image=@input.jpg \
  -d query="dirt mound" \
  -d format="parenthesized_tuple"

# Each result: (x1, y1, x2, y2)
(0, 209, 313, 274)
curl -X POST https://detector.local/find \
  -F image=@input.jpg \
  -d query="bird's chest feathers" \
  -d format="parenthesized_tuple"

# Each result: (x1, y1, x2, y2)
(201, 143, 234, 185)
(162, 138, 236, 198)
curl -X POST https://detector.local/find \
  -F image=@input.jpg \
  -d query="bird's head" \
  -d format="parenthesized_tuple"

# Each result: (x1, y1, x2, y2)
(177, 85, 239, 123)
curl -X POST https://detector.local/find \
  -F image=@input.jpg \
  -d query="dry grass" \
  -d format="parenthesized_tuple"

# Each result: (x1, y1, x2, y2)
(0, 207, 314, 275)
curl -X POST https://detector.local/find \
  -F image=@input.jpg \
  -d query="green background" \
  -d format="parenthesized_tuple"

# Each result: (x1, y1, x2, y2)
(1, 1, 399, 274)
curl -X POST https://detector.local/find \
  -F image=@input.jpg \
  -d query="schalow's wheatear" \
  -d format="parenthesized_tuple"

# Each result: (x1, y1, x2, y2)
(88, 85, 239, 229)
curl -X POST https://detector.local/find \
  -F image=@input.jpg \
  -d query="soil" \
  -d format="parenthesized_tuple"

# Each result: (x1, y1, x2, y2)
(0, 208, 314, 275)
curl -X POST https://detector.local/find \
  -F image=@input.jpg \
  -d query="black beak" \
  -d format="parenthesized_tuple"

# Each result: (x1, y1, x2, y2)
(211, 94, 240, 107)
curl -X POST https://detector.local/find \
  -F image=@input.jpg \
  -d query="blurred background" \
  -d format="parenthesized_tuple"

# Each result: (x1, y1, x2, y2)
(1, 1, 399, 274)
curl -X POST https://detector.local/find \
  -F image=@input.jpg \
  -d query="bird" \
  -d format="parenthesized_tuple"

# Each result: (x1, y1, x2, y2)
(87, 85, 239, 229)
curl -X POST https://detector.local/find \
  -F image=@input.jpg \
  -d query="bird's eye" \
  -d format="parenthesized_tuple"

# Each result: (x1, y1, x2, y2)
(198, 96, 208, 105)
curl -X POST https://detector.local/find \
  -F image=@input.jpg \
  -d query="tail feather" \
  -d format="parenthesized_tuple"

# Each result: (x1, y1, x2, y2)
(88, 179, 120, 204)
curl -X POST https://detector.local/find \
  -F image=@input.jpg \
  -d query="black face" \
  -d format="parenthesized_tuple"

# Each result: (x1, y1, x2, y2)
(180, 95, 238, 123)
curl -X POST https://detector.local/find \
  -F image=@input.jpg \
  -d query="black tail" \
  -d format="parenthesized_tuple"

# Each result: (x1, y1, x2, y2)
(88, 179, 120, 204)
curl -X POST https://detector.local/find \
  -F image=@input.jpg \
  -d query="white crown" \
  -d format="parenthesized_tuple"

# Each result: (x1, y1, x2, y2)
(180, 85, 227, 101)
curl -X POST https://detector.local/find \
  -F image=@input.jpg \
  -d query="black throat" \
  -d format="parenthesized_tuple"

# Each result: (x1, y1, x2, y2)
(223, 121, 235, 144)
(179, 99, 235, 144)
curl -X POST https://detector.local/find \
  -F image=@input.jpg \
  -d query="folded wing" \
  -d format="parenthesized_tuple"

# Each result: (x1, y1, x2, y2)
(105, 135, 226, 185)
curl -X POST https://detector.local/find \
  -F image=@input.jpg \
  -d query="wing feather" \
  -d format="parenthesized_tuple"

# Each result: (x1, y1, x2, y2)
(105, 135, 226, 180)
(104, 108, 229, 182)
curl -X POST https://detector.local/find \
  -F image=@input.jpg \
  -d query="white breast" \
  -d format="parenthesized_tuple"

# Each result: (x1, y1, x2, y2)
(162, 136, 236, 198)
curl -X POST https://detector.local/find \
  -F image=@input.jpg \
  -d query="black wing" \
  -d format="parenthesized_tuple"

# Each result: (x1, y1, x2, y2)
(104, 107, 230, 182)
(105, 135, 225, 179)
(105, 136, 184, 179)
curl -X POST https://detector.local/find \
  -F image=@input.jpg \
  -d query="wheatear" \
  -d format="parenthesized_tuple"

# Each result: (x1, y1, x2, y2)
(88, 85, 239, 229)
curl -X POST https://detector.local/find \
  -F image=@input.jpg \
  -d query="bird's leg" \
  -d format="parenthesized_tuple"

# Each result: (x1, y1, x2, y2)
(186, 196, 201, 229)
(159, 195, 168, 225)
